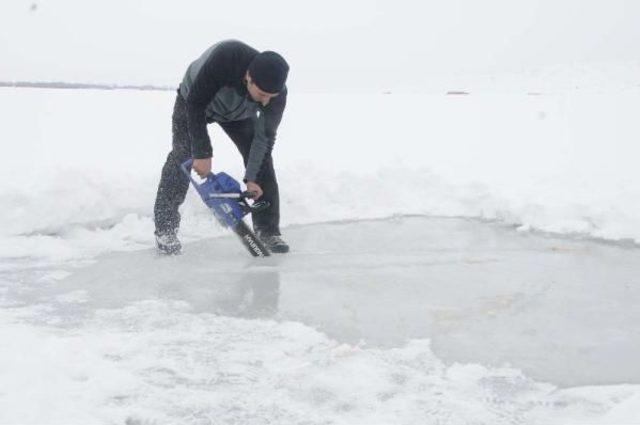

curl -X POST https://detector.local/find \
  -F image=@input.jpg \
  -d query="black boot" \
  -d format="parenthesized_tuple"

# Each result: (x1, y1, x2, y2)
(256, 231, 289, 254)
(155, 229, 182, 255)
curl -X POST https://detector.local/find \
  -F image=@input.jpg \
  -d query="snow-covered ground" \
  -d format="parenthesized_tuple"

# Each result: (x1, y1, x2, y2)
(1, 87, 640, 258)
(2, 0, 640, 422)
(1, 86, 640, 423)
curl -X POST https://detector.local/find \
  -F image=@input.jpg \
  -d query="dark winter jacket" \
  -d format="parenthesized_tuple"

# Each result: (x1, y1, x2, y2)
(178, 40, 287, 182)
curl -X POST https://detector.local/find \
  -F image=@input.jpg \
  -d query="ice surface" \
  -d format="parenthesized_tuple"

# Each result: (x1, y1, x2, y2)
(12, 216, 640, 386)
(2, 217, 640, 424)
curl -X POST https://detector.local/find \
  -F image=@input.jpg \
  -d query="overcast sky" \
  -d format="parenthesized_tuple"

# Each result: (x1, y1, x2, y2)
(1, 0, 639, 90)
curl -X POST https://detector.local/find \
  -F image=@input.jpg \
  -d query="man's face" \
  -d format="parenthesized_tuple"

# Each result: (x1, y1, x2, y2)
(245, 72, 279, 106)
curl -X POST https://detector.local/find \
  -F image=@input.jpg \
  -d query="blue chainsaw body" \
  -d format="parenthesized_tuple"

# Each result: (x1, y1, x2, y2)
(180, 159, 271, 257)
(193, 171, 246, 228)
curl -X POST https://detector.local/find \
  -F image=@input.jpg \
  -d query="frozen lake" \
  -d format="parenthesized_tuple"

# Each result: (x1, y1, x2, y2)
(2, 87, 640, 423)
(3, 217, 640, 423)
(6, 217, 640, 386)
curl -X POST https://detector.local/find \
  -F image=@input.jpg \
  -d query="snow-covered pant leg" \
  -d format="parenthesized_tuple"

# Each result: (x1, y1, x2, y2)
(153, 94, 192, 234)
(219, 119, 281, 236)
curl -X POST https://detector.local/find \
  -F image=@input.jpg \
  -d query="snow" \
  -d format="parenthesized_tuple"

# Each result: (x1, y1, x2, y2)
(0, 85, 639, 422)
(0, 303, 571, 424)
(2, 1, 640, 421)
(1, 87, 640, 261)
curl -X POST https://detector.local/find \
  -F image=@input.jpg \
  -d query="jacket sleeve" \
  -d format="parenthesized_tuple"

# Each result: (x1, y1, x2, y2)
(184, 48, 234, 159)
(244, 88, 287, 182)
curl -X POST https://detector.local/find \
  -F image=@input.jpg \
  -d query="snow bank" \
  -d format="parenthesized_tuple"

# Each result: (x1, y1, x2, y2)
(1, 87, 639, 261)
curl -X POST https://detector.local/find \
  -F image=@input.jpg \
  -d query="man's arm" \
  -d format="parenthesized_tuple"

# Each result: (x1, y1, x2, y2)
(244, 88, 287, 182)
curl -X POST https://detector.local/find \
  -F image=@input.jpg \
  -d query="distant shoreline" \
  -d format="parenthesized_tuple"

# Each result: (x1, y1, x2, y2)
(0, 81, 175, 91)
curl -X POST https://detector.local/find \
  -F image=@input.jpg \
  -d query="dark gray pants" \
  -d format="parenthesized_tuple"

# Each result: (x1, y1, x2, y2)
(153, 95, 281, 236)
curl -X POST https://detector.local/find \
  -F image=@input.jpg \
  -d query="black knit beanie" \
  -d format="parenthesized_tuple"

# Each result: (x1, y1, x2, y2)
(248, 51, 289, 94)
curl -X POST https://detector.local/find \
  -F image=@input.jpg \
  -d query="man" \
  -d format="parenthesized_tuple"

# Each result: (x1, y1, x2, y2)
(153, 40, 290, 255)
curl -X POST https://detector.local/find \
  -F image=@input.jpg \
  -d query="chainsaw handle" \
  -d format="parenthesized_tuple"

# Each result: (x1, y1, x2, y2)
(249, 200, 271, 213)
(180, 158, 194, 177)
(242, 190, 258, 199)
(181, 158, 193, 171)
(180, 159, 217, 190)
(181, 160, 258, 202)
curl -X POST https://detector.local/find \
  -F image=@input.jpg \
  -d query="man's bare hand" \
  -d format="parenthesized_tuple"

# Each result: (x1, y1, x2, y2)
(192, 158, 212, 178)
(246, 181, 263, 199)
